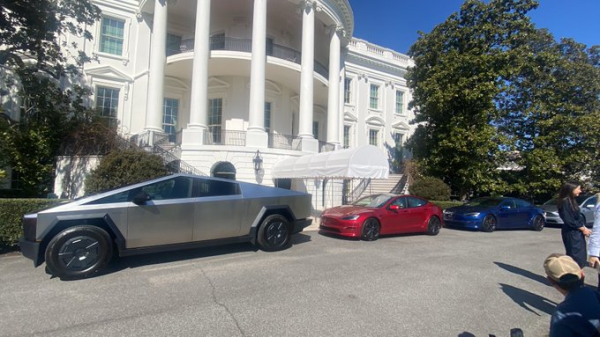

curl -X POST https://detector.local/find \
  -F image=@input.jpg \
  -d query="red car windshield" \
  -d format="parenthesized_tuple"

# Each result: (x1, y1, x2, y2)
(352, 195, 394, 208)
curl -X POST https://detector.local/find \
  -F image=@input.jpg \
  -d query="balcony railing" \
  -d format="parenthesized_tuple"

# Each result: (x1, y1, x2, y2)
(174, 36, 329, 78)
(319, 141, 336, 153)
(204, 129, 247, 146)
(269, 132, 296, 150)
(197, 129, 334, 153)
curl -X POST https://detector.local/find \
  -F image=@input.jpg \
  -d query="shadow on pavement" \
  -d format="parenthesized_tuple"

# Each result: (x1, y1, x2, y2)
(90, 233, 314, 278)
(494, 261, 550, 286)
(292, 233, 312, 245)
(499, 283, 557, 316)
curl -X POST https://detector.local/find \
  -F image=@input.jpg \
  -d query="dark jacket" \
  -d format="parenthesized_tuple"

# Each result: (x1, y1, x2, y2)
(549, 286, 600, 337)
(558, 199, 584, 231)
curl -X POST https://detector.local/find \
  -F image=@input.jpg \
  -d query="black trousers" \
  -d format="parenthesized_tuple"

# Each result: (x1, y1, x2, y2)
(561, 230, 587, 268)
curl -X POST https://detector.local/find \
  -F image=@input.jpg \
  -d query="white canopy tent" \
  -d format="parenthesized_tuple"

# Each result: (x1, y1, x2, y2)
(272, 145, 389, 179)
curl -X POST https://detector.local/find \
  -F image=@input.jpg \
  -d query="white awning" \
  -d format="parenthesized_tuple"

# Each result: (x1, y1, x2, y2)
(272, 145, 389, 179)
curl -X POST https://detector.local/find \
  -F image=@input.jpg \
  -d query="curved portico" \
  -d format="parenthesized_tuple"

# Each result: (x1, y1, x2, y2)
(139, 0, 353, 153)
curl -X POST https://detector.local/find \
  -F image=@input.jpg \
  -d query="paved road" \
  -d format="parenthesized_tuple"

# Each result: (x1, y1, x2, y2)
(1, 226, 597, 337)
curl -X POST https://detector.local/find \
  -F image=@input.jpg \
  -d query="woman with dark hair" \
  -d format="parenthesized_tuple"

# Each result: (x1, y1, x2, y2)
(557, 181, 592, 268)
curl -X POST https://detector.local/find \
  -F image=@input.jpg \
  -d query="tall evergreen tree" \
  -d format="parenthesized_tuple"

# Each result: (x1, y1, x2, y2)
(496, 31, 600, 199)
(406, 0, 539, 200)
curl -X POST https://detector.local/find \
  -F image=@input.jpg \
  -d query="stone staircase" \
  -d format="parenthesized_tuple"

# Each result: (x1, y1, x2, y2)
(129, 131, 206, 176)
(358, 174, 406, 198)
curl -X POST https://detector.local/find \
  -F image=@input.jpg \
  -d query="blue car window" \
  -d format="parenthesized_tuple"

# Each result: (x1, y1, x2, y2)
(500, 200, 516, 209)
(513, 199, 531, 209)
(465, 198, 502, 207)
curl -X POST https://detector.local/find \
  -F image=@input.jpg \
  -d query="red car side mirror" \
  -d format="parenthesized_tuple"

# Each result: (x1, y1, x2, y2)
(389, 205, 400, 211)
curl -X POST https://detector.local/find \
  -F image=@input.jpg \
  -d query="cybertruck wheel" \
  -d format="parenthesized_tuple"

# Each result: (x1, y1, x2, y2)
(45, 225, 113, 279)
(257, 214, 291, 251)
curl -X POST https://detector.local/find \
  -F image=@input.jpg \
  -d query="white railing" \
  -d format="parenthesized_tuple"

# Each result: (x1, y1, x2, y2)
(349, 38, 411, 64)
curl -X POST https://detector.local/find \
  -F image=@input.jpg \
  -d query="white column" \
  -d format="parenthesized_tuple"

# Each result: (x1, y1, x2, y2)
(145, 0, 168, 136)
(182, 0, 211, 148)
(298, 0, 318, 152)
(339, 47, 347, 149)
(326, 26, 342, 145)
(246, 0, 268, 148)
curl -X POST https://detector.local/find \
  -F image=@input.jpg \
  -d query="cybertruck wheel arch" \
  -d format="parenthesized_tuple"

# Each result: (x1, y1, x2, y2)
(249, 206, 296, 245)
(38, 214, 126, 264)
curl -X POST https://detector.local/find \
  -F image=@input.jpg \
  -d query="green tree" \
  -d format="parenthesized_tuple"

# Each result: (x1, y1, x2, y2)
(0, 74, 100, 196)
(406, 0, 538, 200)
(0, 0, 100, 76)
(0, 0, 101, 196)
(496, 31, 600, 199)
(85, 150, 170, 195)
(409, 176, 451, 201)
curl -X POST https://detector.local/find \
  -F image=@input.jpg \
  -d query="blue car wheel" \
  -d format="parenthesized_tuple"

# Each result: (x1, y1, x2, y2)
(532, 215, 544, 231)
(481, 215, 496, 232)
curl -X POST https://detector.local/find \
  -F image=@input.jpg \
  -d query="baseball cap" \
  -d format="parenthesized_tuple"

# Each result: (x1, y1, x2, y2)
(543, 253, 582, 282)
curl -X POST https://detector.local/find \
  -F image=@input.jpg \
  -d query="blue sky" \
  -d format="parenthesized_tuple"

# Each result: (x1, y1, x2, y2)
(350, 0, 600, 54)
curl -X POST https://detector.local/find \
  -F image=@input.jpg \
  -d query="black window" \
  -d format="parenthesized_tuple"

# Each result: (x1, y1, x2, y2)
(87, 190, 130, 204)
(390, 197, 407, 209)
(135, 176, 193, 200)
(210, 33, 225, 50)
(581, 197, 597, 208)
(87, 177, 194, 205)
(407, 197, 427, 208)
(166, 33, 182, 56)
(500, 199, 516, 209)
(192, 178, 240, 197)
(275, 179, 292, 190)
(514, 199, 531, 209)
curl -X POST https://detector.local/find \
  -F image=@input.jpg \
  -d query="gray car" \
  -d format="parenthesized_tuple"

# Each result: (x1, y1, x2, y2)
(19, 174, 312, 279)
(542, 195, 597, 228)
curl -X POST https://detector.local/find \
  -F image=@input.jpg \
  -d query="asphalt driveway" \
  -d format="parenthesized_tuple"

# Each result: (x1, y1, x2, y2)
(1, 226, 597, 337)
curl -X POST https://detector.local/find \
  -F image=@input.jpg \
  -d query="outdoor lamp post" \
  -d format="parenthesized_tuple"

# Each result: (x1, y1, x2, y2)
(253, 150, 263, 172)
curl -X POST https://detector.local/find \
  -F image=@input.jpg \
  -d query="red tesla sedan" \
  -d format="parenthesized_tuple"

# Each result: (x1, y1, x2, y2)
(319, 194, 443, 241)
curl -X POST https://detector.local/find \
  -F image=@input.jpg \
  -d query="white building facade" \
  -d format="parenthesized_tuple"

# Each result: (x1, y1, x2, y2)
(23, 0, 415, 207)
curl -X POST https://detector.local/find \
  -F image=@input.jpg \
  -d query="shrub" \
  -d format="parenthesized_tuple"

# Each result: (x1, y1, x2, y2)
(0, 199, 63, 249)
(430, 200, 464, 210)
(409, 176, 451, 201)
(85, 149, 169, 194)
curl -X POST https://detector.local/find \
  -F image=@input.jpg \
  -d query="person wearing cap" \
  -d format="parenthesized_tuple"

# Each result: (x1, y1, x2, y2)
(543, 253, 600, 337)
(587, 192, 600, 290)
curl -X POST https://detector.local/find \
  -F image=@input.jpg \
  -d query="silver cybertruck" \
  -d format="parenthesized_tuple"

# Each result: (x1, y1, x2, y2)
(19, 174, 312, 279)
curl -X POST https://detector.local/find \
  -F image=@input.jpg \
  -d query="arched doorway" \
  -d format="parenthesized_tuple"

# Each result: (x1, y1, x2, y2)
(211, 161, 236, 180)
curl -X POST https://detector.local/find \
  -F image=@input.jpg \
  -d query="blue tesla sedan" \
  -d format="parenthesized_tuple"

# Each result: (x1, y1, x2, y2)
(443, 197, 545, 232)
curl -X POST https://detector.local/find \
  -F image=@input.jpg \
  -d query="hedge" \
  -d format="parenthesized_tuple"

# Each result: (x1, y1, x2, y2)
(0, 199, 64, 250)
(430, 200, 464, 210)
(409, 176, 451, 201)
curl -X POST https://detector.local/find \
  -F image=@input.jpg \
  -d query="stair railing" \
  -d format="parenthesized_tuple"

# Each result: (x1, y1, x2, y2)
(350, 178, 371, 203)
(391, 174, 408, 194)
